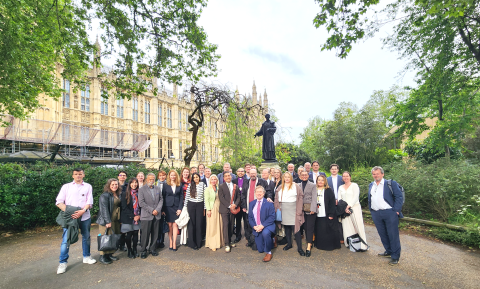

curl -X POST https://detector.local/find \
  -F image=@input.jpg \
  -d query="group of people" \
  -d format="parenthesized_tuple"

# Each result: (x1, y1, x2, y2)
(55, 162, 403, 274)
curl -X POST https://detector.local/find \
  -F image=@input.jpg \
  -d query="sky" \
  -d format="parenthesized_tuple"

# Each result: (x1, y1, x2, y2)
(196, 0, 417, 144)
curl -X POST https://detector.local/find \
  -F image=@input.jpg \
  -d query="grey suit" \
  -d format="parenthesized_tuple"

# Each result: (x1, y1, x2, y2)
(138, 185, 163, 252)
(301, 181, 317, 246)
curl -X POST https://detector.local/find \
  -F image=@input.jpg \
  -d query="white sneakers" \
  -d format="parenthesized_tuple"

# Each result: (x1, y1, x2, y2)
(225, 246, 231, 253)
(57, 263, 67, 274)
(57, 257, 96, 274)
(83, 256, 97, 264)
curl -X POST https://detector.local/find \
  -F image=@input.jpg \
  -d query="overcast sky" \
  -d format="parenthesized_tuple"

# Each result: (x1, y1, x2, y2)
(197, 0, 416, 143)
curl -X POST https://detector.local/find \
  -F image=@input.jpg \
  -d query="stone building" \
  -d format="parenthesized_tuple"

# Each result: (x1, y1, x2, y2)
(0, 39, 269, 168)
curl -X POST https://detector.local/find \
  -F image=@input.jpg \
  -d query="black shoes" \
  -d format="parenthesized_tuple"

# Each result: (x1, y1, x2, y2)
(150, 250, 159, 256)
(108, 254, 118, 261)
(119, 245, 127, 252)
(298, 250, 306, 256)
(141, 251, 148, 259)
(378, 252, 391, 258)
(158, 243, 165, 249)
(233, 238, 241, 244)
(278, 238, 288, 245)
(389, 259, 399, 266)
(306, 250, 311, 257)
(128, 249, 135, 259)
(99, 255, 112, 265)
(133, 248, 139, 257)
(283, 244, 292, 251)
(193, 246, 199, 250)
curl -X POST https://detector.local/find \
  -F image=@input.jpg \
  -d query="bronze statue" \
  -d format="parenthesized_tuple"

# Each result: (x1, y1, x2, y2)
(254, 114, 277, 162)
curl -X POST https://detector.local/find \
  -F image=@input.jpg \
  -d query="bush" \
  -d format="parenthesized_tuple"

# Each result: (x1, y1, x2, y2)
(0, 162, 171, 230)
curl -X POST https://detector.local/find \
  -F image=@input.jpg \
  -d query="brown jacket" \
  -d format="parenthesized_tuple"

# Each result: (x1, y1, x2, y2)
(274, 183, 305, 234)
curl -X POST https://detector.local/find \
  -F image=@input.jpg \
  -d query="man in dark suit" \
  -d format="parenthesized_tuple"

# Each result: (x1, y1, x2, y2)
(261, 168, 276, 202)
(309, 161, 326, 182)
(217, 162, 237, 184)
(368, 166, 403, 266)
(232, 167, 248, 243)
(240, 169, 268, 249)
(138, 173, 163, 259)
(327, 163, 344, 243)
(218, 172, 241, 252)
(287, 163, 298, 180)
(248, 186, 276, 262)
(156, 171, 167, 248)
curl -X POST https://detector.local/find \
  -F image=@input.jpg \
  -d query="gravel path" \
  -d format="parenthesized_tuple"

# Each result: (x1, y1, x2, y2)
(0, 224, 479, 289)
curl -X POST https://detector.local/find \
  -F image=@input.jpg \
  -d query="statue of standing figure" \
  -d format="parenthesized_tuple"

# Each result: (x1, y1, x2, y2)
(254, 114, 277, 162)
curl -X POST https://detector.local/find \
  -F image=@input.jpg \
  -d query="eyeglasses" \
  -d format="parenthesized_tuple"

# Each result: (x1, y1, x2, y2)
(118, 174, 126, 177)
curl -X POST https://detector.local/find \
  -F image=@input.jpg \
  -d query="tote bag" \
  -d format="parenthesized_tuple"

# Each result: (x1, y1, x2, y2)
(97, 228, 121, 252)
(275, 189, 283, 222)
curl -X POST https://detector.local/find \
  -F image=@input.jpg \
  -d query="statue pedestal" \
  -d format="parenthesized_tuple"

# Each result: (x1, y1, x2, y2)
(258, 161, 281, 172)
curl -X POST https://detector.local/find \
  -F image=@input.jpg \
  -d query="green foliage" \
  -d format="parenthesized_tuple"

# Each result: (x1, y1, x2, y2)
(219, 104, 263, 170)
(0, 162, 170, 230)
(404, 139, 462, 163)
(0, 0, 219, 121)
(299, 86, 404, 171)
(275, 143, 311, 171)
(430, 227, 480, 249)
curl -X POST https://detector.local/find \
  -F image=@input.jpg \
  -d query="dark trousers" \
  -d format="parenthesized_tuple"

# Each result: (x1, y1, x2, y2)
(140, 218, 160, 252)
(158, 216, 165, 244)
(220, 212, 235, 246)
(371, 209, 401, 260)
(254, 227, 275, 253)
(338, 220, 344, 242)
(242, 211, 254, 245)
(303, 213, 316, 244)
(234, 209, 243, 240)
(284, 225, 302, 251)
(187, 202, 204, 248)
(126, 230, 139, 251)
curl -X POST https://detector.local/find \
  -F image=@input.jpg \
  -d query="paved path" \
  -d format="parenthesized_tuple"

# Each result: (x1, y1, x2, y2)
(0, 224, 479, 289)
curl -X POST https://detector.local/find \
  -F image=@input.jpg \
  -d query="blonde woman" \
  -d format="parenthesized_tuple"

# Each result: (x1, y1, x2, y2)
(162, 170, 183, 251)
(274, 172, 305, 256)
(204, 175, 224, 251)
(338, 171, 368, 250)
(136, 172, 145, 188)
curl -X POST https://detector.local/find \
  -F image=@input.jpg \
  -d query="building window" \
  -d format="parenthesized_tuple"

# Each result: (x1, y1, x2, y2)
(167, 139, 173, 158)
(132, 98, 138, 121)
(145, 136, 151, 158)
(201, 144, 205, 161)
(62, 125, 70, 141)
(215, 147, 218, 161)
(196, 145, 199, 161)
(158, 139, 163, 158)
(81, 85, 90, 111)
(167, 107, 172, 128)
(185, 113, 188, 131)
(144, 100, 150, 124)
(158, 104, 162, 126)
(101, 130, 109, 145)
(211, 145, 213, 161)
(179, 141, 183, 159)
(178, 110, 182, 129)
(116, 99, 124, 118)
(63, 79, 70, 108)
(215, 123, 218, 138)
(101, 89, 108, 115)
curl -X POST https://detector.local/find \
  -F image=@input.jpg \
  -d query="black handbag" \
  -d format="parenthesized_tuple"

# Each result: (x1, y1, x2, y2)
(163, 219, 169, 234)
(97, 228, 121, 251)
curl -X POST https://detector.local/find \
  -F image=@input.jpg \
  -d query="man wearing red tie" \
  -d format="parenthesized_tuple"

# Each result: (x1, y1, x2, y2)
(248, 186, 276, 262)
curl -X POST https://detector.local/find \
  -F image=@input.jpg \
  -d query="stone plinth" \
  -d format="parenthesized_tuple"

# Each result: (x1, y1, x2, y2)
(258, 161, 281, 172)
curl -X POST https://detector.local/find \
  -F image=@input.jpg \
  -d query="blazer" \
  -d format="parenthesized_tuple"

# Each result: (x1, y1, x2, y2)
(368, 180, 403, 218)
(327, 175, 344, 196)
(96, 192, 114, 226)
(320, 188, 337, 219)
(232, 175, 248, 191)
(120, 190, 141, 224)
(138, 185, 163, 221)
(274, 184, 305, 234)
(204, 185, 218, 211)
(217, 172, 237, 184)
(308, 171, 326, 182)
(218, 182, 241, 214)
(263, 178, 276, 201)
(248, 199, 276, 237)
(241, 178, 269, 210)
(162, 184, 183, 211)
(301, 181, 318, 213)
(288, 171, 298, 180)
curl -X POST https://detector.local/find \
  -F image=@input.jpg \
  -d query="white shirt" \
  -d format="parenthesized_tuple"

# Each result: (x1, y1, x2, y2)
(312, 171, 320, 182)
(280, 185, 297, 203)
(226, 182, 233, 206)
(316, 189, 326, 217)
(370, 178, 392, 211)
(331, 176, 338, 199)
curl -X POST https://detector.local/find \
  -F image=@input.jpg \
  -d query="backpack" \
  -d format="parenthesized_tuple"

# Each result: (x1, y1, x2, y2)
(387, 179, 405, 204)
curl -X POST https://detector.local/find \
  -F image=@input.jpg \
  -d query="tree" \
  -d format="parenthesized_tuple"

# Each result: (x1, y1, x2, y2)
(0, 0, 219, 122)
(313, 0, 480, 157)
(218, 102, 263, 170)
(182, 84, 261, 167)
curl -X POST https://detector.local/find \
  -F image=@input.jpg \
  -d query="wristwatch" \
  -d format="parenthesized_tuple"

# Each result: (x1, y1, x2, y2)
(83, 208, 87, 212)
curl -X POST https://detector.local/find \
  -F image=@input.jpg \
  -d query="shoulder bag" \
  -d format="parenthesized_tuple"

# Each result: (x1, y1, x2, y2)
(276, 189, 283, 221)
(97, 228, 121, 252)
(230, 184, 240, 215)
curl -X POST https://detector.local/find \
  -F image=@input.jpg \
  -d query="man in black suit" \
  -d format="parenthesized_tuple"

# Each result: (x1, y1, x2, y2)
(327, 163, 345, 244)
(232, 167, 248, 243)
(309, 161, 326, 182)
(218, 172, 241, 253)
(240, 169, 268, 249)
(261, 168, 276, 202)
